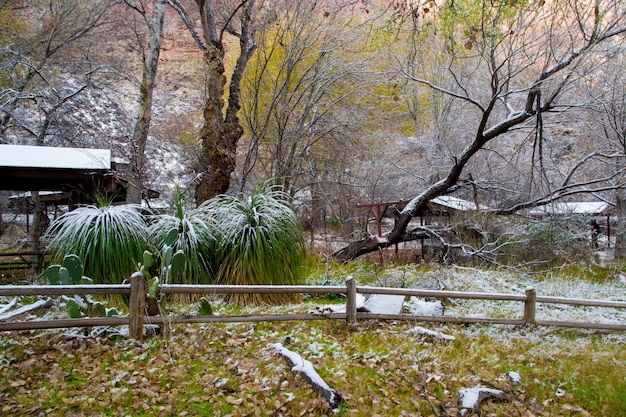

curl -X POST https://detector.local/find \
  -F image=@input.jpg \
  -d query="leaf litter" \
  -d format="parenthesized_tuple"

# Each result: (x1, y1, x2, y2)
(0, 265, 625, 415)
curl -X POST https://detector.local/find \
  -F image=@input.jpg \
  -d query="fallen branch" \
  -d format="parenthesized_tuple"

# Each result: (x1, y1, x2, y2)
(458, 387, 507, 416)
(269, 343, 342, 408)
(404, 325, 455, 342)
(0, 298, 18, 315)
(0, 298, 54, 322)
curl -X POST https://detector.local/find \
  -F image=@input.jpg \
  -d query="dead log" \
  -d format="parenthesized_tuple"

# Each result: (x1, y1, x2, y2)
(0, 298, 54, 322)
(404, 325, 455, 342)
(458, 387, 507, 416)
(269, 342, 342, 408)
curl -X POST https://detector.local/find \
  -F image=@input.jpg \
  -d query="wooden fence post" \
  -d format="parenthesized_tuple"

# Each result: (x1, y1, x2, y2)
(346, 276, 357, 325)
(524, 287, 536, 325)
(129, 271, 146, 341)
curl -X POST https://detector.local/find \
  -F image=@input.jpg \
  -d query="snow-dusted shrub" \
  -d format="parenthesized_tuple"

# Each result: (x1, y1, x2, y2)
(45, 203, 149, 284)
(498, 216, 593, 267)
(203, 184, 306, 305)
(149, 187, 216, 285)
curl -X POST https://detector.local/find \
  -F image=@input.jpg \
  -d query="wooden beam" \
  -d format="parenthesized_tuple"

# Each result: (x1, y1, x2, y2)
(128, 272, 145, 341)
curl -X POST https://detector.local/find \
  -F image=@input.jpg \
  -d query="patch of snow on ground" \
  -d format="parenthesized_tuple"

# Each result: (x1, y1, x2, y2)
(399, 267, 626, 327)
(405, 297, 445, 316)
(404, 325, 455, 341)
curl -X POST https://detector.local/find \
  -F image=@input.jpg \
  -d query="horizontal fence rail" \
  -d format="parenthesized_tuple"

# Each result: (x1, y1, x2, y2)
(0, 275, 625, 340)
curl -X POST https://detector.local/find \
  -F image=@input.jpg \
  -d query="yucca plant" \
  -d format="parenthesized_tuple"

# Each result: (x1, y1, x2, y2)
(149, 187, 216, 284)
(45, 203, 149, 284)
(205, 184, 306, 305)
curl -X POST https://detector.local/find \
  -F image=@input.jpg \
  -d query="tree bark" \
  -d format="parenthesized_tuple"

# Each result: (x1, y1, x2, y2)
(193, 0, 255, 205)
(615, 186, 626, 259)
(194, 42, 234, 203)
(127, 0, 167, 204)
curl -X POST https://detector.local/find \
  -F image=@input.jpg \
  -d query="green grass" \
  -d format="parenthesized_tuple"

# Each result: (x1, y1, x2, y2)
(1, 261, 625, 415)
(1, 319, 623, 416)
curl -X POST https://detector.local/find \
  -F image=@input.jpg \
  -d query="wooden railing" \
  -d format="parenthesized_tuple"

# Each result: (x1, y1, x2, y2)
(0, 275, 625, 340)
(0, 251, 48, 271)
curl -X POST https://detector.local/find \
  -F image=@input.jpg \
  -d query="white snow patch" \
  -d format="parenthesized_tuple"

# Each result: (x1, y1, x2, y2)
(507, 371, 522, 384)
(404, 325, 455, 341)
(0, 144, 110, 169)
(405, 297, 445, 316)
(363, 294, 405, 314)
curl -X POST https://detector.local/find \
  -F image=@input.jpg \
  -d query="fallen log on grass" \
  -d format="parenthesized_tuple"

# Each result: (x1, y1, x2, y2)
(404, 325, 455, 342)
(0, 298, 18, 315)
(269, 342, 342, 408)
(458, 387, 507, 416)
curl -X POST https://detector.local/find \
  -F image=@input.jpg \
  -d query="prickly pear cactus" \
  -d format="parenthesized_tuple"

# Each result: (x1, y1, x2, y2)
(45, 254, 115, 319)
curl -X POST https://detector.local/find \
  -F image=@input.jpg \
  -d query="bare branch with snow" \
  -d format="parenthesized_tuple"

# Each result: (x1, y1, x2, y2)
(269, 342, 342, 409)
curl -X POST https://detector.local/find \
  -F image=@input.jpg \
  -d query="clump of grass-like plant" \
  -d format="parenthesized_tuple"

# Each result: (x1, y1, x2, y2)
(206, 184, 306, 305)
(44, 203, 149, 284)
(149, 187, 216, 284)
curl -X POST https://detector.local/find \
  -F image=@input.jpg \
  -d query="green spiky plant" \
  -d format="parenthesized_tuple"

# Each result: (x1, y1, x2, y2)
(138, 228, 187, 315)
(44, 203, 149, 284)
(205, 184, 306, 305)
(149, 187, 216, 284)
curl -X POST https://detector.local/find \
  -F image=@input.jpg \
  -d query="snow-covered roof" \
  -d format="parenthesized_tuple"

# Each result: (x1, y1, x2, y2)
(528, 202, 612, 216)
(0, 144, 111, 170)
(430, 195, 490, 211)
(9, 191, 66, 199)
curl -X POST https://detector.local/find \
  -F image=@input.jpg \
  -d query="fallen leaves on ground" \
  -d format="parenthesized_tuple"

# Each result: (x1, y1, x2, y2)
(0, 319, 623, 416)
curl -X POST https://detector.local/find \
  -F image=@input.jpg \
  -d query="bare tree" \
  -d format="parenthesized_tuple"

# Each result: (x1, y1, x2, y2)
(334, 0, 626, 261)
(585, 56, 626, 258)
(124, 0, 167, 204)
(0, 0, 118, 254)
(0, 1, 114, 143)
(237, 0, 372, 232)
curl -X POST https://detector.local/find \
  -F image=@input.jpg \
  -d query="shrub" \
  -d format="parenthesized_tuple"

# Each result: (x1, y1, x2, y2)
(205, 184, 306, 305)
(44, 203, 149, 284)
(149, 188, 216, 284)
(497, 215, 593, 268)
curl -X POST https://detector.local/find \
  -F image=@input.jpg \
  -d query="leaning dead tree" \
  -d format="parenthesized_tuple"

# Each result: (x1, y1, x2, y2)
(334, 0, 626, 261)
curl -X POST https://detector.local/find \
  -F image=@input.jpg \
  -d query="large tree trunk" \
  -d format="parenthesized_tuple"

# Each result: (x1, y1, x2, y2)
(127, 0, 166, 204)
(194, 43, 237, 204)
(193, 1, 255, 205)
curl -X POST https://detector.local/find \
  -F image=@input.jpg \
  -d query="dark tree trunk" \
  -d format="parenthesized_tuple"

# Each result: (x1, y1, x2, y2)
(615, 187, 626, 259)
(193, 1, 255, 205)
(194, 43, 238, 204)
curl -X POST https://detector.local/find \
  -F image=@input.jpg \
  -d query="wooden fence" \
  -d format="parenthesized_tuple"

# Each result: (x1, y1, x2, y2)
(0, 275, 625, 341)
(0, 251, 47, 272)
